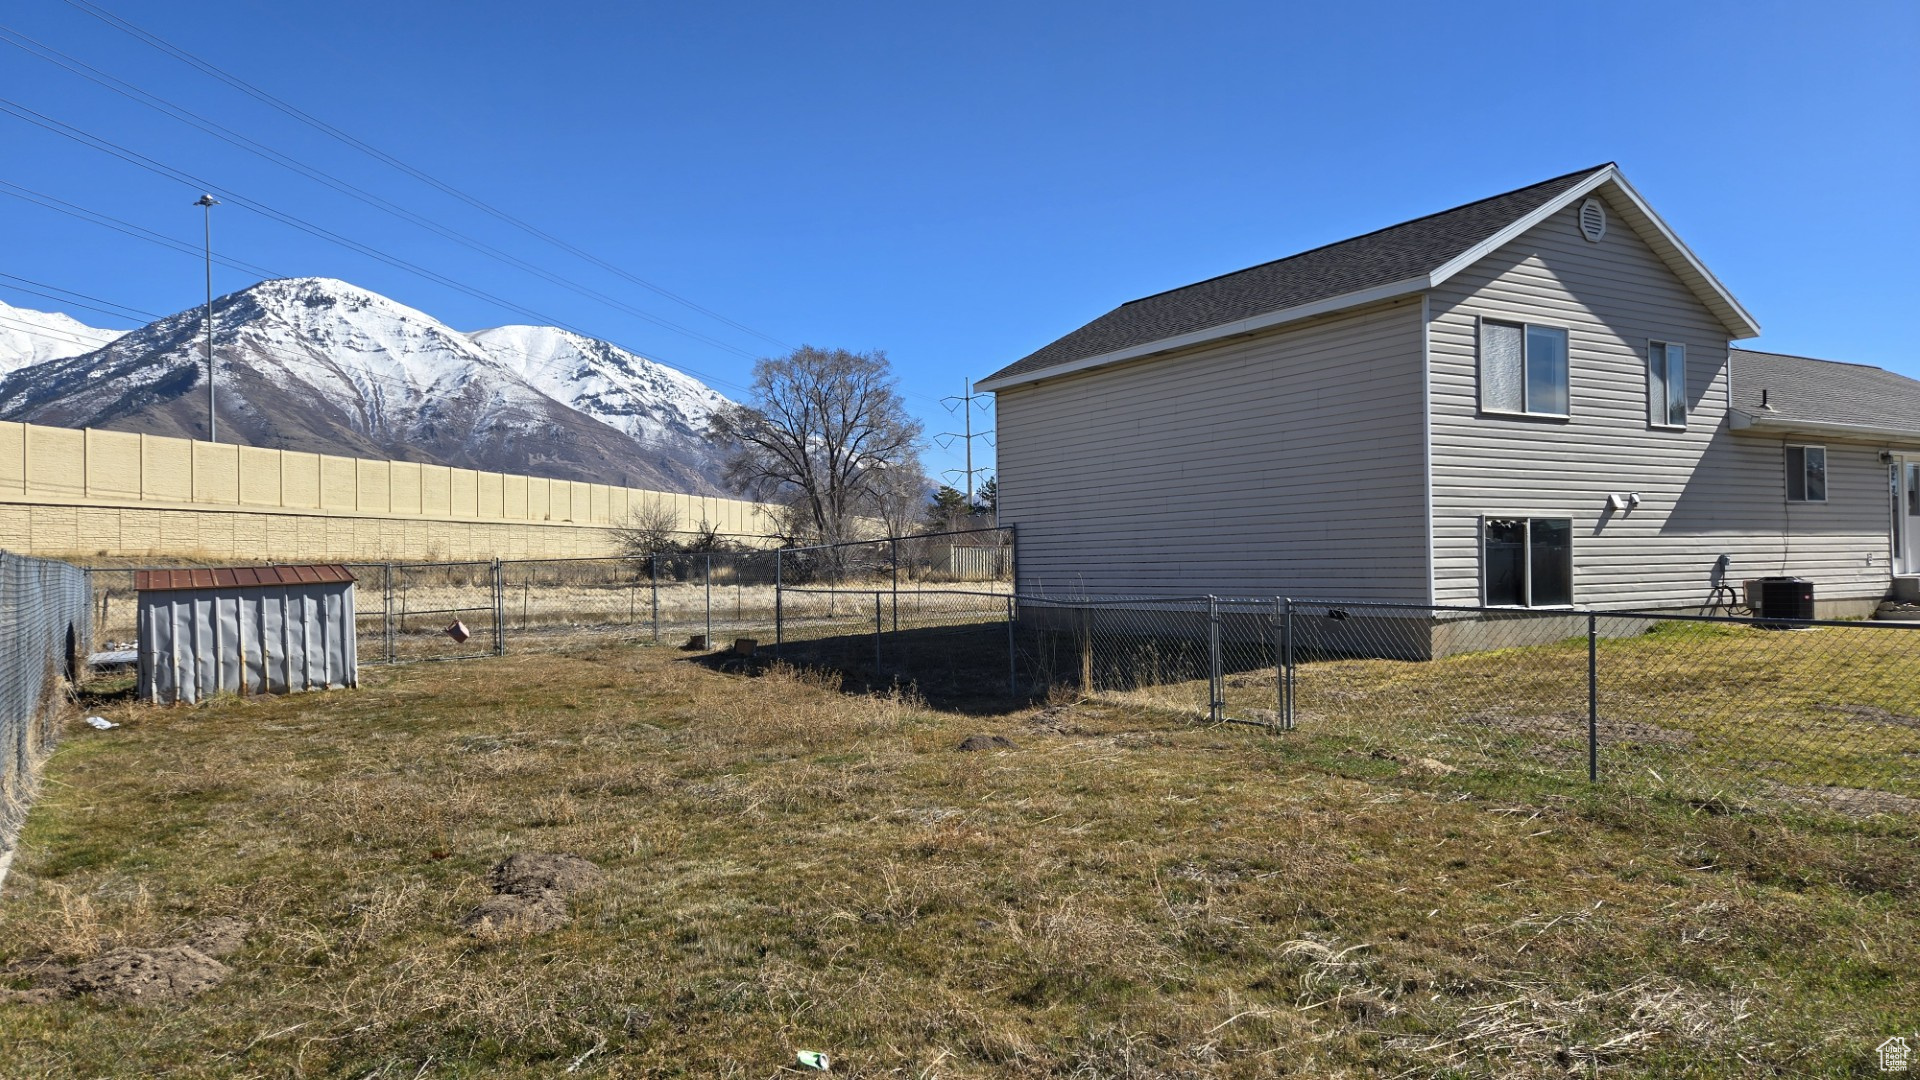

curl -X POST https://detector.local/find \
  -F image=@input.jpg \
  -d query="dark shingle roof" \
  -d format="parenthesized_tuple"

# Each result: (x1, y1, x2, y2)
(984, 164, 1614, 385)
(1730, 349, 1920, 438)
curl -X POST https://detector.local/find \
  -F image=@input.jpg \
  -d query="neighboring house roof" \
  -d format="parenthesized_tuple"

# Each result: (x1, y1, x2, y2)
(1729, 348, 1920, 441)
(980, 163, 1760, 391)
(135, 564, 357, 592)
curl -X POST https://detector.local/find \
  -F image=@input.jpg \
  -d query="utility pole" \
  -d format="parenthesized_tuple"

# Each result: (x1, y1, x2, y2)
(937, 378, 994, 512)
(194, 193, 220, 443)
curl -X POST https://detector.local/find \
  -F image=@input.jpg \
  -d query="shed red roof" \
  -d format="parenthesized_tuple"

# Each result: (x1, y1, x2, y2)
(134, 564, 357, 592)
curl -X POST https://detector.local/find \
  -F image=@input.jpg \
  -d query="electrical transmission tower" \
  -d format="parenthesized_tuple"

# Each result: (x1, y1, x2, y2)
(936, 379, 994, 510)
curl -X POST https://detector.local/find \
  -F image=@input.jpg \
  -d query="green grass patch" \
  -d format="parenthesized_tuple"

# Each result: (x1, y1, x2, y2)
(0, 640, 1914, 1077)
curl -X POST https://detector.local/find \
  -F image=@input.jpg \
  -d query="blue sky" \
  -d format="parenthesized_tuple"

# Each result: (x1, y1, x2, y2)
(2, 0, 1916, 487)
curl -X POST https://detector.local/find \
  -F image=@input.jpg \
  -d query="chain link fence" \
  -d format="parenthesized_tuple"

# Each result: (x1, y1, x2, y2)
(2, 552, 91, 870)
(82, 527, 1016, 666)
(983, 595, 1918, 813)
(758, 582, 1920, 812)
(78, 530, 1914, 815)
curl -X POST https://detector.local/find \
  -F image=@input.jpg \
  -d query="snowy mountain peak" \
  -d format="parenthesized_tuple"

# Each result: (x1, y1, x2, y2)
(0, 277, 741, 495)
(0, 298, 125, 372)
(468, 324, 729, 445)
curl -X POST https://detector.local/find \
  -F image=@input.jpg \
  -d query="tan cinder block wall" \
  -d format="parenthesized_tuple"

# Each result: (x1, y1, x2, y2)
(0, 420, 779, 561)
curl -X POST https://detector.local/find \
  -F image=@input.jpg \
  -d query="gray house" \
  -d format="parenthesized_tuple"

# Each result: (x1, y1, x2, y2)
(979, 163, 1920, 618)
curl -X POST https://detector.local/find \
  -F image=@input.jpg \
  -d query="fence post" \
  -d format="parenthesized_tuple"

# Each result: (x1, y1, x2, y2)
(1283, 598, 1295, 730)
(1207, 595, 1223, 724)
(1272, 596, 1284, 732)
(874, 592, 882, 670)
(704, 554, 713, 648)
(383, 562, 395, 665)
(1005, 594, 1017, 697)
(890, 537, 899, 633)
(774, 549, 783, 660)
(1587, 612, 1599, 783)
(492, 559, 505, 656)
(650, 555, 660, 644)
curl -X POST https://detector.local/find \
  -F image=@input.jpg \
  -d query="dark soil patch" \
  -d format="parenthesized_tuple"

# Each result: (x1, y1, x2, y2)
(183, 916, 250, 958)
(1, 918, 248, 1005)
(5, 947, 228, 1005)
(957, 734, 1018, 752)
(460, 852, 604, 936)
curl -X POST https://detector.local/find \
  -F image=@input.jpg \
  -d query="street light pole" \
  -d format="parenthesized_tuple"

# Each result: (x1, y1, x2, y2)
(194, 193, 219, 443)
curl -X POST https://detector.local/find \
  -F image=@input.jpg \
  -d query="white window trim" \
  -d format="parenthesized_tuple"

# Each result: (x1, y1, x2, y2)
(1786, 444, 1828, 504)
(1648, 340, 1687, 430)
(1479, 515, 1577, 609)
(1477, 317, 1571, 420)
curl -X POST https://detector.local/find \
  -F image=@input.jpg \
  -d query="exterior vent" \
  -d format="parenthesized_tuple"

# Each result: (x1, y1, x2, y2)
(1578, 197, 1607, 242)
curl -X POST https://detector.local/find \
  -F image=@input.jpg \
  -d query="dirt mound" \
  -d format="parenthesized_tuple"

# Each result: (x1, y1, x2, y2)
(184, 916, 251, 958)
(461, 852, 604, 936)
(957, 734, 1018, 752)
(3, 947, 230, 1005)
(1, 918, 249, 1005)
(488, 852, 605, 897)
(65, 946, 229, 1002)
(1024, 705, 1086, 735)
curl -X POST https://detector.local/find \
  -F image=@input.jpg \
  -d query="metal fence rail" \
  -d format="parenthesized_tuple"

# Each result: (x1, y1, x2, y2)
(755, 583, 1918, 809)
(1, 551, 91, 868)
(82, 527, 1018, 667)
(986, 593, 1919, 810)
(73, 536, 1920, 814)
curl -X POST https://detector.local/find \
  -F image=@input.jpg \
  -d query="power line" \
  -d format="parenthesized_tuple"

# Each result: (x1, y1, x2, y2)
(60, 0, 794, 354)
(0, 22, 782, 363)
(0, 313, 126, 351)
(0, 188, 748, 413)
(0, 271, 158, 323)
(0, 96, 763, 398)
(0, 271, 738, 424)
(0, 178, 283, 279)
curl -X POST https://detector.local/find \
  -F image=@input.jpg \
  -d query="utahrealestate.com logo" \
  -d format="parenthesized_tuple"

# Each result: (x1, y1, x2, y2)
(1883, 1036, 1913, 1072)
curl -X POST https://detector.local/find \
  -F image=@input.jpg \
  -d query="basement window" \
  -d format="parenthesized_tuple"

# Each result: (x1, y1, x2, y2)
(1786, 445, 1826, 503)
(1484, 517, 1573, 607)
(1480, 320, 1569, 417)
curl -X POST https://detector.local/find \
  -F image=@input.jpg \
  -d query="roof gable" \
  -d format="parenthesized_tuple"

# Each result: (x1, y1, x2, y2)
(981, 164, 1759, 391)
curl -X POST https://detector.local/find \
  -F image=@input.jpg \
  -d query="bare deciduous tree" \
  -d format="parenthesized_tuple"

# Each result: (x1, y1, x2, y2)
(612, 502, 681, 557)
(708, 347, 925, 545)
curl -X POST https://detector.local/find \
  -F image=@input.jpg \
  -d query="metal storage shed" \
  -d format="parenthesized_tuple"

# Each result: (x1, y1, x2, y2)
(136, 565, 358, 704)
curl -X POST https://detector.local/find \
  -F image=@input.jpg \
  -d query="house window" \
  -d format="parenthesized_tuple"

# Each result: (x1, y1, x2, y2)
(1648, 342, 1686, 427)
(1484, 517, 1574, 607)
(1786, 446, 1826, 503)
(1481, 320, 1569, 417)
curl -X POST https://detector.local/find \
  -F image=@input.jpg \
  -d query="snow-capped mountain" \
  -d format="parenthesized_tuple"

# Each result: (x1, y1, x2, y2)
(0, 278, 738, 494)
(0, 298, 124, 372)
(469, 324, 729, 446)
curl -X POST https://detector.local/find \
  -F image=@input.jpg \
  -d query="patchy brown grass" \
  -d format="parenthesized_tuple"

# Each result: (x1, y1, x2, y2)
(0, 642, 1914, 1078)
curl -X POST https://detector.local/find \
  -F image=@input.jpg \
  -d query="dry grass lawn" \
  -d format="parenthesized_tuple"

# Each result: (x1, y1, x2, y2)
(1, 640, 1915, 1077)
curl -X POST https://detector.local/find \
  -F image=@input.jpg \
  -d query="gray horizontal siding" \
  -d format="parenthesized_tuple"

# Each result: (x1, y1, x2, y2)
(998, 298, 1429, 601)
(1429, 193, 1892, 608)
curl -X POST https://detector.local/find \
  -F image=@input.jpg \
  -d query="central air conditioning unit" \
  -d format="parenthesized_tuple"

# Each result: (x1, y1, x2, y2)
(1744, 576, 1815, 625)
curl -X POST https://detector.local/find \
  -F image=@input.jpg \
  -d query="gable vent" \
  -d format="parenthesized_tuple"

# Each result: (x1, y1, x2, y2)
(1578, 197, 1607, 242)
